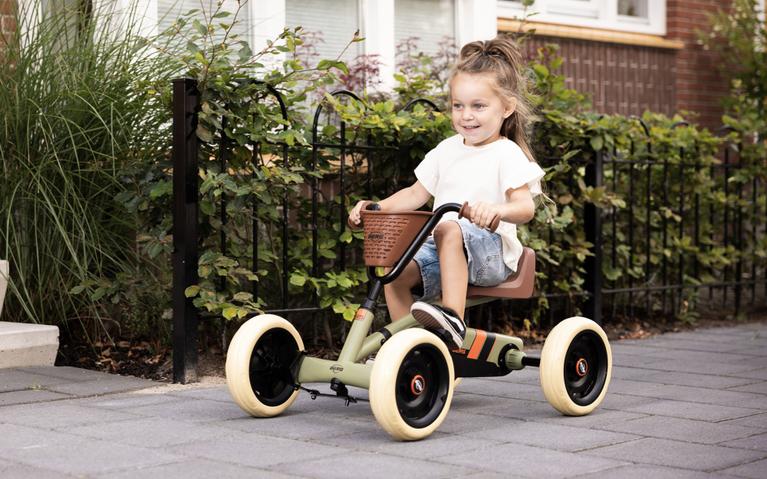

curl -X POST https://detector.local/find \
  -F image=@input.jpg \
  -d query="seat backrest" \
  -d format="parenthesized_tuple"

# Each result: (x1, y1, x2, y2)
(466, 247, 535, 299)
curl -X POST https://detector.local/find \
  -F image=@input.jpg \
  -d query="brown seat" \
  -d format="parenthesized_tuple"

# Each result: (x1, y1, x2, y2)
(466, 247, 536, 299)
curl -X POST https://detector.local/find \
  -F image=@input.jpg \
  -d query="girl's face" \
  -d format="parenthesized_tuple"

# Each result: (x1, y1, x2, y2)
(450, 72, 516, 147)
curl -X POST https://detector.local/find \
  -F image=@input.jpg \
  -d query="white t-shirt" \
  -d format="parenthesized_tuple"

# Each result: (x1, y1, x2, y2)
(414, 134, 545, 272)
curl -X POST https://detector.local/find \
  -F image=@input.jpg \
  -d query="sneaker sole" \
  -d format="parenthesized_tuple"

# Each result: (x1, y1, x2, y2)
(411, 303, 464, 349)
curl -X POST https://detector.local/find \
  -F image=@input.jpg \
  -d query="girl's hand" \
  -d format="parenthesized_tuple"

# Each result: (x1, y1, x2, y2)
(348, 200, 373, 226)
(469, 202, 504, 229)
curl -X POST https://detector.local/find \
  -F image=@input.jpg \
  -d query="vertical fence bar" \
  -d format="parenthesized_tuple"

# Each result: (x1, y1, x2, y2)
(252, 143, 260, 300)
(628, 142, 635, 318)
(724, 147, 731, 305)
(584, 149, 603, 324)
(661, 155, 669, 313)
(218, 119, 228, 293)
(172, 78, 200, 384)
(678, 148, 685, 313)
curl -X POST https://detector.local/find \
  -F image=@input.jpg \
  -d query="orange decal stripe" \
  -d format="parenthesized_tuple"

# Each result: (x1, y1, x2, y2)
(467, 330, 487, 360)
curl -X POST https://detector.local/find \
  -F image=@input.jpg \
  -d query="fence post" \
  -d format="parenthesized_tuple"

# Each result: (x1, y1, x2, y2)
(172, 78, 200, 383)
(584, 149, 604, 325)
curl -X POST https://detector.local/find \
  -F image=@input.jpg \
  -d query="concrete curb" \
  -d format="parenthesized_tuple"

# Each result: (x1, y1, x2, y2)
(0, 260, 7, 318)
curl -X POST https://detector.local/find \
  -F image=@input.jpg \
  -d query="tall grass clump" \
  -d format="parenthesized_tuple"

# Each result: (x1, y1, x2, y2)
(0, 1, 179, 339)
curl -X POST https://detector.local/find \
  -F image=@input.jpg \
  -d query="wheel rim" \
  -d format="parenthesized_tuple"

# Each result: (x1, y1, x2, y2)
(563, 330, 608, 406)
(395, 344, 450, 428)
(248, 328, 299, 407)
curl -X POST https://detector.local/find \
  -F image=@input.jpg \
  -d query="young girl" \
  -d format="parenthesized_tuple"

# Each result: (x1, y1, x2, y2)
(349, 35, 544, 349)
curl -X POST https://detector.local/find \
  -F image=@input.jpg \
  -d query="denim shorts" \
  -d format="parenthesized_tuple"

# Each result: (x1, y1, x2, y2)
(412, 218, 512, 301)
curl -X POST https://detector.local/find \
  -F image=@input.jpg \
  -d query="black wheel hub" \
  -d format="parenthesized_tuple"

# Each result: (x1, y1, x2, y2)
(395, 344, 450, 428)
(563, 330, 608, 406)
(248, 328, 299, 407)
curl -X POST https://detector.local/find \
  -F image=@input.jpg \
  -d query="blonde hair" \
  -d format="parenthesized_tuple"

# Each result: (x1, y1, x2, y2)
(450, 35, 536, 162)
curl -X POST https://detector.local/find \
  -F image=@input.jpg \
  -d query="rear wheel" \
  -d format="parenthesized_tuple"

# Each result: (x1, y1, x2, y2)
(540, 316, 611, 416)
(226, 314, 303, 417)
(369, 329, 454, 441)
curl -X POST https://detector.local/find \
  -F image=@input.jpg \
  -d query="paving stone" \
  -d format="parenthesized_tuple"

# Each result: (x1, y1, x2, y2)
(168, 432, 344, 468)
(0, 457, 78, 479)
(584, 437, 765, 471)
(67, 417, 232, 447)
(639, 358, 761, 376)
(0, 424, 180, 475)
(319, 429, 496, 458)
(44, 374, 157, 397)
(85, 392, 188, 409)
(464, 394, 560, 421)
(120, 397, 250, 423)
(537, 409, 649, 428)
(435, 409, 528, 435)
(0, 402, 139, 429)
(628, 370, 757, 390)
(17, 366, 113, 382)
(600, 392, 659, 410)
(0, 369, 69, 393)
(98, 459, 300, 479)
(217, 410, 378, 440)
(720, 432, 767, 452)
(0, 388, 71, 406)
(729, 381, 767, 395)
(279, 451, 471, 479)
(463, 420, 639, 451)
(718, 457, 767, 479)
(722, 413, 767, 430)
(443, 442, 626, 476)
(453, 377, 546, 402)
(625, 399, 758, 422)
(167, 386, 232, 403)
(606, 380, 767, 409)
(603, 415, 761, 444)
(572, 463, 727, 479)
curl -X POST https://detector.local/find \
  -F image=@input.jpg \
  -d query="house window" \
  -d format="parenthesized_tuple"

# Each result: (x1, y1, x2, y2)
(498, 0, 666, 35)
(285, 0, 362, 64)
(157, 0, 252, 44)
(394, 0, 456, 56)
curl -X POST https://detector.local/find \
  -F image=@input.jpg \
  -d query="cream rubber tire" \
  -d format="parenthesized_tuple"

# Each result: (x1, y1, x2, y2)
(540, 316, 612, 416)
(369, 328, 455, 441)
(226, 314, 304, 417)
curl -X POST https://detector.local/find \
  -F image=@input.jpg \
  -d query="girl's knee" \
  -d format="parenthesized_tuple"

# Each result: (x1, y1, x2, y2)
(434, 221, 463, 247)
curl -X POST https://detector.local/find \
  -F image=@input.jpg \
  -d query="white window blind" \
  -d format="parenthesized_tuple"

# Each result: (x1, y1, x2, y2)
(157, 0, 252, 45)
(394, 0, 455, 56)
(285, 0, 361, 64)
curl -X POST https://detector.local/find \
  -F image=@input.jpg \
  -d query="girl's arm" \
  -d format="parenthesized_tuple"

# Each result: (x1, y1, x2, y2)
(348, 181, 431, 225)
(469, 185, 535, 229)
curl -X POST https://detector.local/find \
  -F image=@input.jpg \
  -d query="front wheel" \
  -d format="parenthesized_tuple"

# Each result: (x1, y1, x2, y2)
(540, 316, 612, 416)
(226, 314, 304, 417)
(369, 329, 454, 441)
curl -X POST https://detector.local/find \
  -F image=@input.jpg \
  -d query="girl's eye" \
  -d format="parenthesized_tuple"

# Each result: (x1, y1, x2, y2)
(473, 104, 487, 110)
(452, 104, 462, 110)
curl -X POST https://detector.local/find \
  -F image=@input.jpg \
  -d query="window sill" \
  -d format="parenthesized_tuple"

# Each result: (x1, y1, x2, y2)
(498, 19, 684, 50)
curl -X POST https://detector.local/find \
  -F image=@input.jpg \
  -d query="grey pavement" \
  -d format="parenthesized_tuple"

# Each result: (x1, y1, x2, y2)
(1, 322, 767, 478)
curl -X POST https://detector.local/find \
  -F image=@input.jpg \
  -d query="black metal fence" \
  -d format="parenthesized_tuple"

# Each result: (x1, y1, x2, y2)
(172, 77, 766, 383)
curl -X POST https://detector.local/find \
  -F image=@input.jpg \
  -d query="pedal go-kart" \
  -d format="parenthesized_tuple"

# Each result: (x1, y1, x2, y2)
(226, 202, 612, 440)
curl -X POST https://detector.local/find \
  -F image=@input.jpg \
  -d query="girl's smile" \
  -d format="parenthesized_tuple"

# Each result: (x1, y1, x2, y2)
(450, 72, 516, 147)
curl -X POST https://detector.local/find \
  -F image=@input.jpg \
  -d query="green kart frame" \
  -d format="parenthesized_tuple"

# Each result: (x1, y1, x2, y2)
(225, 202, 612, 441)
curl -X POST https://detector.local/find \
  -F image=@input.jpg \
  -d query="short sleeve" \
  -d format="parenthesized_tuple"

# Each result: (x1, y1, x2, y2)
(499, 144, 545, 197)
(414, 149, 439, 195)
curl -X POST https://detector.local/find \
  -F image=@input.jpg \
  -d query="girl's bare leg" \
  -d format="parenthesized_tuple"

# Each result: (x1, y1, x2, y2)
(383, 260, 422, 321)
(433, 221, 468, 321)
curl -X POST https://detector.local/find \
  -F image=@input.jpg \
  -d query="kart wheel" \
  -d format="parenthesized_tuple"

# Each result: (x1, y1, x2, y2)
(540, 316, 611, 416)
(226, 314, 303, 417)
(369, 329, 454, 441)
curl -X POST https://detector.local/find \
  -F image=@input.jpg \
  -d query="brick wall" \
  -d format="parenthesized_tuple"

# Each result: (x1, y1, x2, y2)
(667, 0, 732, 131)
(522, 36, 677, 118)
(0, 0, 16, 55)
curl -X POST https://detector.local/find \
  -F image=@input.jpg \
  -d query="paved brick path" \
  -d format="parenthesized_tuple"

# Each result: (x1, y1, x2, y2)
(1, 322, 766, 478)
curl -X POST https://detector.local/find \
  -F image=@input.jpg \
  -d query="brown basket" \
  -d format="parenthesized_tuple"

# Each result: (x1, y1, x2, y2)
(360, 210, 433, 267)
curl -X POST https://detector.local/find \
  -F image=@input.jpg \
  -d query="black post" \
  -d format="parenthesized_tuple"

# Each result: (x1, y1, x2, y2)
(584, 149, 604, 325)
(172, 78, 200, 384)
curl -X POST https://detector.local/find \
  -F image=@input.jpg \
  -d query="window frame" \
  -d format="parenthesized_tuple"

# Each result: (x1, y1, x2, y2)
(497, 0, 667, 36)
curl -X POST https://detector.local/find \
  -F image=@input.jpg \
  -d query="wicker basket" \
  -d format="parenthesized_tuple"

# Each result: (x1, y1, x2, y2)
(360, 210, 433, 267)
